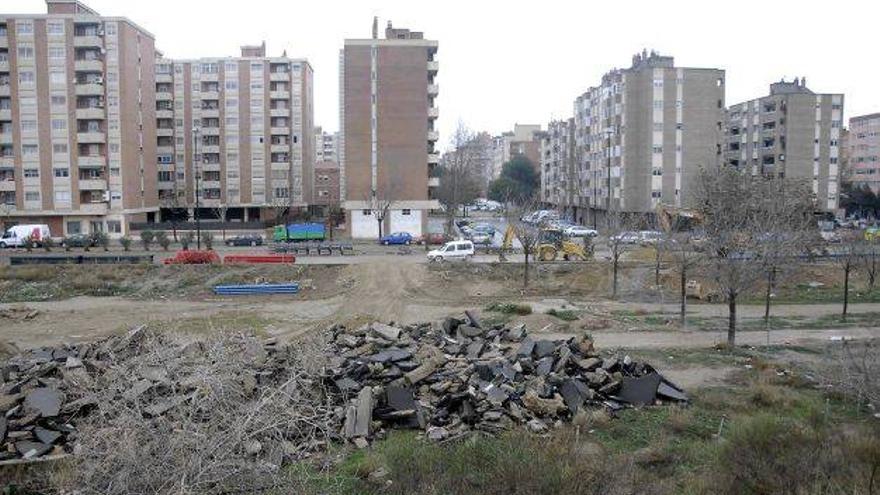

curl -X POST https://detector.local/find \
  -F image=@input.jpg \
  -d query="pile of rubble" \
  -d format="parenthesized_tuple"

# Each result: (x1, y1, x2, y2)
(327, 311, 687, 444)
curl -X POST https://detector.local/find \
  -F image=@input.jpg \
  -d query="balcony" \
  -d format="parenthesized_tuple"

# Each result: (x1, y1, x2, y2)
(427, 60, 439, 74)
(0, 37, 7, 49)
(0, 132, 11, 145)
(77, 132, 106, 144)
(78, 155, 105, 168)
(428, 152, 440, 164)
(156, 109, 173, 119)
(0, 156, 13, 167)
(270, 72, 289, 82)
(74, 59, 103, 72)
(156, 73, 172, 83)
(75, 83, 104, 96)
(201, 145, 220, 153)
(0, 109, 11, 121)
(78, 178, 107, 190)
(156, 127, 174, 138)
(0, 85, 10, 97)
(78, 202, 108, 215)
(200, 91, 220, 100)
(74, 35, 103, 48)
(201, 126, 220, 136)
(271, 127, 290, 136)
(201, 72, 219, 82)
(0, 60, 8, 72)
(201, 108, 220, 118)
(157, 145, 175, 155)
(201, 162, 221, 172)
(158, 180, 174, 190)
(428, 177, 440, 187)
(427, 130, 439, 142)
(156, 91, 173, 101)
(270, 90, 290, 99)
(427, 84, 439, 96)
(270, 108, 289, 118)
(271, 144, 290, 153)
(76, 107, 104, 120)
(428, 106, 439, 119)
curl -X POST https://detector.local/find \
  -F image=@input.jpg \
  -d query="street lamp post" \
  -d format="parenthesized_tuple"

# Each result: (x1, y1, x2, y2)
(193, 127, 201, 250)
(605, 127, 613, 228)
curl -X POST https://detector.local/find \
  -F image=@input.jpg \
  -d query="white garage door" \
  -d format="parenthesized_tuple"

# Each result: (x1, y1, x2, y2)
(390, 209, 423, 237)
(351, 209, 380, 239)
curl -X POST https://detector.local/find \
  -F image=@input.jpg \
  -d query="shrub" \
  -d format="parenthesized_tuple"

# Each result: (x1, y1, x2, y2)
(61, 237, 74, 251)
(180, 232, 193, 250)
(140, 230, 154, 251)
(23, 236, 34, 252)
(42, 237, 54, 252)
(119, 236, 132, 252)
(155, 231, 170, 251)
(485, 302, 532, 315)
(547, 308, 579, 321)
(204, 232, 214, 250)
(92, 232, 110, 251)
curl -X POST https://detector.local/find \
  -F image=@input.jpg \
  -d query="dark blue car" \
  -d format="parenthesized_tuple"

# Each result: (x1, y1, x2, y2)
(379, 232, 413, 245)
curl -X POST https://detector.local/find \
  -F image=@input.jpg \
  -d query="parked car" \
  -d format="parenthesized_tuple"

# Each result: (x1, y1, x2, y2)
(61, 233, 97, 248)
(470, 231, 494, 245)
(421, 232, 452, 245)
(610, 231, 642, 244)
(225, 234, 263, 247)
(564, 225, 598, 238)
(427, 240, 475, 262)
(379, 232, 413, 245)
(639, 230, 664, 245)
(0, 224, 51, 248)
(472, 224, 496, 236)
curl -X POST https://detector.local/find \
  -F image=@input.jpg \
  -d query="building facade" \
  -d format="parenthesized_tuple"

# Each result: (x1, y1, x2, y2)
(540, 119, 576, 214)
(846, 113, 880, 193)
(724, 78, 843, 211)
(490, 124, 541, 179)
(314, 126, 338, 164)
(0, 0, 156, 236)
(573, 51, 724, 224)
(339, 19, 439, 238)
(154, 43, 314, 222)
(313, 159, 340, 208)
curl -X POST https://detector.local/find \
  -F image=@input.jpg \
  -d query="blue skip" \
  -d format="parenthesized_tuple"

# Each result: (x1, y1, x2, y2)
(213, 283, 300, 295)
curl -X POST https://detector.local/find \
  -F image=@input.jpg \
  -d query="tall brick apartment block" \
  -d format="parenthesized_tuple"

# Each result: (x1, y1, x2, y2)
(154, 43, 314, 222)
(0, 0, 156, 236)
(847, 113, 880, 193)
(339, 19, 439, 238)
(724, 79, 843, 212)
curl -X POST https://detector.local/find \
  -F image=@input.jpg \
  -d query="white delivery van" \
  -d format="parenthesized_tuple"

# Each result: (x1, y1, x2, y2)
(0, 224, 51, 248)
(427, 240, 475, 262)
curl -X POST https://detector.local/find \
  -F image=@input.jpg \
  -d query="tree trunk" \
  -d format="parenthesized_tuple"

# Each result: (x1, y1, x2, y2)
(523, 252, 530, 288)
(679, 264, 686, 327)
(727, 292, 737, 347)
(763, 268, 774, 326)
(654, 250, 660, 287)
(843, 265, 850, 320)
(612, 252, 619, 299)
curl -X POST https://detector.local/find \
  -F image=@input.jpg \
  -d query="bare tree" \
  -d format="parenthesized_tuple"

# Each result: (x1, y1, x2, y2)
(513, 219, 540, 289)
(212, 204, 229, 240)
(604, 211, 633, 300)
(0, 201, 13, 232)
(159, 191, 186, 242)
(836, 232, 863, 321)
(436, 122, 487, 235)
(269, 195, 293, 227)
(658, 220, 704, 327)
(860, 237, 880, 291)
(694, 166, 804, 346)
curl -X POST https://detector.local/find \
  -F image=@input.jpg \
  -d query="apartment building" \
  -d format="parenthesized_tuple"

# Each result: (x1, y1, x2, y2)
(0, 0, 156, 236)
(339, 19, 439, 238)
(724, 78, 843, 211)
(313, 159, 340, 208)
(540, 119, 576, 214)
(314, 126, 338, 163)
(491, 124, 542, 179)
(572, 51, 724, 225)
(846, 112, 880, 193)
(154, 43, 314, 222)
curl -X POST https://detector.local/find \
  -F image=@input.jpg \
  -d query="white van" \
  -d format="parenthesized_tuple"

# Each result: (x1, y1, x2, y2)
(427, 240, 475, 262)
(0, 224, 51, 248)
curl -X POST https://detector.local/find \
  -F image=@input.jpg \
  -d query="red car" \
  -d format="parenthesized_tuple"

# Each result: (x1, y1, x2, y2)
(420, 232, 452, 245)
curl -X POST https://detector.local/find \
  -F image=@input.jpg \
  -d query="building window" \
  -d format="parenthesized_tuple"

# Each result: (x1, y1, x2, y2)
(90, 221, 104, 233)
(67, 221, 81, 234)
(53, 168, 69, 177)
(402, 209, 411, 215)
(51, 95, 66, 106)
(47, 22, 64, 35)
(48, 46, 65, 59)
(19, 71, 35, 85)
(16, 21, 34, 35)
(362, 209, 371, 216)
(54, 190, 70, 202)
(24, 191, 40, 201)
(24, 168, 39, 178)
(51, 119, 67, 131)
(106, 221, 121, 234)
(17, 47, 34, 59)
(53, 144, 67, 153)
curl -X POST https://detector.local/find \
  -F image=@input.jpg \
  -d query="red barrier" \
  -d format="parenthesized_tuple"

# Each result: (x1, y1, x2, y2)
(163, 250, 221, 265)
(223, 254, 296, 264)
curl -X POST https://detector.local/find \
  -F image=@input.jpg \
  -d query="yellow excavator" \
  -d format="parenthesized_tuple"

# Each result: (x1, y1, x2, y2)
(537, 228, 589, 261)
(656, 204, 703, 233)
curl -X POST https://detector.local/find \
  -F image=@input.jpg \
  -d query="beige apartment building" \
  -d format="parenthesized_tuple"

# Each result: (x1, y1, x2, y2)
(540, 119, 576, 213)
(0, 0, 156, 236)
(314, 126, 338, 164)
(491, 124, 542, 179)
(573, 51, 725, 225)
(724, 78, 843, 211)
(154, 43, 314, 223)
(845, 112, 880, 193)
(339, 19, 439, 238)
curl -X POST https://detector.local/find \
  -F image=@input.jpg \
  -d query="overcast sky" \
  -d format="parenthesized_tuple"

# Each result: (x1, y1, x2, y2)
(7, 0, 879, 151)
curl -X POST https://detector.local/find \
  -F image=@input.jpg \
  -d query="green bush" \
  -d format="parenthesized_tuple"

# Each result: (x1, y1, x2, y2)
(119, 236, 132, 252)
(204, 232, 214, 250)
(485, 302, 532, 315)
(42, 237, 54, 252)
(155, 231, 170, 251)
(91, 232, 109, 251)
(180, 232, 193, 250)
(140, 230, 154, 251)
(546, 308, 579, 321)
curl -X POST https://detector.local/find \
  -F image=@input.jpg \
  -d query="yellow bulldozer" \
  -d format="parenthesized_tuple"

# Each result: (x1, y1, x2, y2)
(537, 228, 590, 261)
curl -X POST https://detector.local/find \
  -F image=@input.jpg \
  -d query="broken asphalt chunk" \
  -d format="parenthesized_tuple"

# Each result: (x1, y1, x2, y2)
(24, 388, 62, 418)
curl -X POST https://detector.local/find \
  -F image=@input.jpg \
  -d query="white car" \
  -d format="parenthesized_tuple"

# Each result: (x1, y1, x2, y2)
(427, 240, 475, 262)
(564, 226, 598, 238)
(0, 224, 51, 248)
